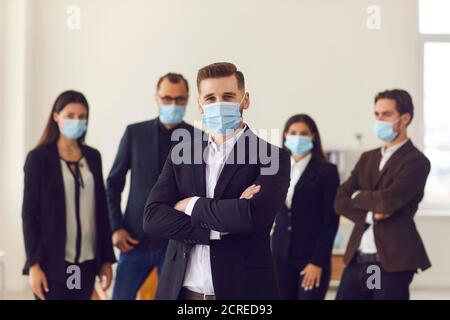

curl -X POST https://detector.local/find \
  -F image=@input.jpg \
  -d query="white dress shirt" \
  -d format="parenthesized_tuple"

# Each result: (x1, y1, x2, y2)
(285, 154, 312, 209)
(358, 139, 409, 254)
(61, 157, 96, 263)
(183, 126, 247, 294)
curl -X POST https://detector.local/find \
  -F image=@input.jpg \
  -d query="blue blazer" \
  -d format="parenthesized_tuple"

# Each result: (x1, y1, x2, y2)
(106, 118, 201, 249)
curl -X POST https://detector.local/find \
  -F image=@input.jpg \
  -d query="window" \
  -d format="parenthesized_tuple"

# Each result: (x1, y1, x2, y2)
(423, 43, 450, 205)
(419, 0, 450, 34)
(420, 0, 450, 207)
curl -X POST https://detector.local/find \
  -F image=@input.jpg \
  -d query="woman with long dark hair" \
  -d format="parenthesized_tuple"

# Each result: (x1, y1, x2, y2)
(271, 114, 340, 300)
(22, 90, 116, 300)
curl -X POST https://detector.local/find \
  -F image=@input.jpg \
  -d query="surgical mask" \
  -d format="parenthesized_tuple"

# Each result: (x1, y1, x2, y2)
(202, 96, 245, 136)
(284, 135, 314, 157)
(373, 118, 400, 142)
(159, 104, 185, 125)
(60, 119, 87, 140)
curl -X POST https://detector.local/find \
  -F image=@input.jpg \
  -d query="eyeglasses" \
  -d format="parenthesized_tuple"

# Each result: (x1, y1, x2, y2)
(158, 95, 188, 105)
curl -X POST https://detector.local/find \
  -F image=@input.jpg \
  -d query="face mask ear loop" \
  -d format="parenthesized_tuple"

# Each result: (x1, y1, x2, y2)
(392, 116, 403, 132)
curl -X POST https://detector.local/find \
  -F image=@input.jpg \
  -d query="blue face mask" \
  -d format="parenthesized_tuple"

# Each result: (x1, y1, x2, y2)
(373, 119, 399, 142)
(284, 135, 314, 157)
(60, 119, 87, 140)
(202, 101, 243, 136)
(159, 104, 185, 125)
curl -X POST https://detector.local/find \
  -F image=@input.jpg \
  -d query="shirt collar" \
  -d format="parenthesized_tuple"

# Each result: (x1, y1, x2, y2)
(290, 153, 312, 168)
(381, 138, 409, 157)
(208, 124, 247, 153)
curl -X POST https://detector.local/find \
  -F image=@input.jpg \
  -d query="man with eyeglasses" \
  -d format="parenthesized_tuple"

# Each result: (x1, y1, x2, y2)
(107, 73, 200, 300)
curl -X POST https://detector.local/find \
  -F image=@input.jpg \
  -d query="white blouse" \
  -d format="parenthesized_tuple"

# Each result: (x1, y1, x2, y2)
(285, 154, 312, 209)
(60, 157, 96, 264)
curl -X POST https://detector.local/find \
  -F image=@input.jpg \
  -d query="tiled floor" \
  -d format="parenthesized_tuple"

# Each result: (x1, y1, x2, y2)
(3, 288, 450, 300)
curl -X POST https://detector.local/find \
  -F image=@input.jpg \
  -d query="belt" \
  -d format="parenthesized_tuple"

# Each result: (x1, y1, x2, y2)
(179, 288, 216, 300)
(356, 252, 380, 264)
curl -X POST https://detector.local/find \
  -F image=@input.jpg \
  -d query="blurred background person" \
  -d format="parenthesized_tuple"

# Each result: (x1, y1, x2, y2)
(271, 114, 340, 300)
(107, 73, 200, 300)
(334, 89, 431, 300)
(22, 90, 115, 300)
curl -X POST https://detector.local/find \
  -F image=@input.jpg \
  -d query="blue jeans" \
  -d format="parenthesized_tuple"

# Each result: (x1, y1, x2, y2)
(112, 247, 166, 300)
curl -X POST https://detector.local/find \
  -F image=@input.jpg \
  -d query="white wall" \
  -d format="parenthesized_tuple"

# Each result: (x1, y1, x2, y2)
(1, 0, 448, 293)
(0, 0, 29, 292)
(25, 0, 423, 157)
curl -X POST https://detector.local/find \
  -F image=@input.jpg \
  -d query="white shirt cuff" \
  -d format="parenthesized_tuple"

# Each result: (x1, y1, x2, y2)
(185, 196, 200, 216)
(351, 190, 361, 199)
(210, 231, 221, 240)
(365, 211, 374, 224)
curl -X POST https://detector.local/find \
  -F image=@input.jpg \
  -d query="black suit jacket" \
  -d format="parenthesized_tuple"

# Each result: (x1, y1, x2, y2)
(22, 143, 116, 281)
(106, 118, 200, 249)
(143, 128, 291, 299)
(271, 155, 340, 268)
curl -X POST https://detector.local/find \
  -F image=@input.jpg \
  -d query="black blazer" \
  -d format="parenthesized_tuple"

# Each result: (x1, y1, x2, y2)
(143, 128, 291, 299)
(272, 155, 340, 268)
(22, 143, 116, 281)
(106, 118, 200, 250)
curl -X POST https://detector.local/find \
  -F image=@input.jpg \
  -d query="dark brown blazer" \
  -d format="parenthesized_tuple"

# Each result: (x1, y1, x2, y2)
(334, 140, 431, 272)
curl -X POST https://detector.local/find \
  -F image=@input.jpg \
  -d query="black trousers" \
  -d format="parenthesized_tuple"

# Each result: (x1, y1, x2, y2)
(36, 260, 97, 300)
(335, 257, 415, 300)
(273, 254, 331, 300)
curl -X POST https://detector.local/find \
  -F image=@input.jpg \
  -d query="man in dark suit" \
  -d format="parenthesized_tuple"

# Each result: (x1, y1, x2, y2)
(334, 89, 431, 300)
(143, 62, 290, 300)
(106, 73, 200, 300)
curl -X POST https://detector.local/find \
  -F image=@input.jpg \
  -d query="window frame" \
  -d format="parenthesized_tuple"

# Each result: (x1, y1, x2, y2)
(419, 27, 450, 212)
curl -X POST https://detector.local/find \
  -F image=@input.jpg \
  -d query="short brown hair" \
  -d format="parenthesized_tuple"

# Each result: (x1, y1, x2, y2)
(156, 72, 189, 92)
(197, 62, 245, 92)
(375, 89, 414, 125)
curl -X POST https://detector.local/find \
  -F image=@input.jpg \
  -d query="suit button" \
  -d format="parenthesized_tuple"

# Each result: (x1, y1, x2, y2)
(287, 211, 292, 217)
(183, 253, 187, 259)
(287, 226, 292, 231)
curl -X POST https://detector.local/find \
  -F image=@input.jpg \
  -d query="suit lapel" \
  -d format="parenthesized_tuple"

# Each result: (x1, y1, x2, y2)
(49, 143, 66, 226)
(148, 119, 160, 177)
(370, 150, 382, 189)
(49, 143, 65, 192)
(294, 156, 318, 192)
(212, 127, 251, 199)
(192, 138, 208, 197)
(213, 160, 242, 199)
(183, 138, 208, 253)
(374, 140, 413, 189)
